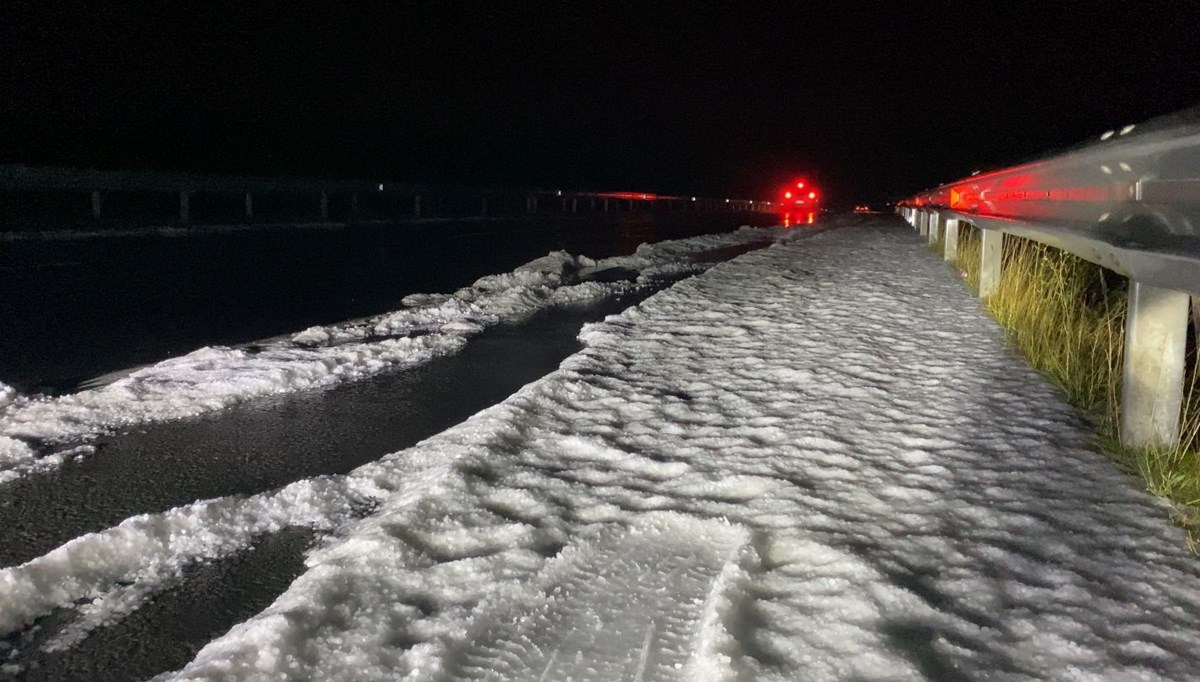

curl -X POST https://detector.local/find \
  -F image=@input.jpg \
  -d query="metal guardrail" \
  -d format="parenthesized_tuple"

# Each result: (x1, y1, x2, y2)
(0, 164, 776, 228)
(898, 107, 1200, 450)
(901, 108, 1200, 293)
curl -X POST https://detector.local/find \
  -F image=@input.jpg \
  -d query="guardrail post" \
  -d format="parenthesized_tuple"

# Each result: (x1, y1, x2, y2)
(918, 210, 928, 237)
(571, 197, 577, 214)
(979, 229, 1003, 298)
(627, 199, 634, 212)
(928, 211, 941, 245)
(319, 191, 329, 221)
(603, 198, 609, 213)
(1120, 282, 1190, 448)
(943, 217, 960, 262)
(179, 191, 190, 224)
(245, 192, 254, 219)
(414, 195, 422, 218)
(91, 190, 102, 219)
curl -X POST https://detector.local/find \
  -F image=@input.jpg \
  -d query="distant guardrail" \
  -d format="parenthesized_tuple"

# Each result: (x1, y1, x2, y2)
(0, 164, 777, 230)
(898, 107, 1200, 450)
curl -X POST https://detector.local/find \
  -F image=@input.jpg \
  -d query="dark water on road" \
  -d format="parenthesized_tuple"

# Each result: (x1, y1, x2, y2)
(0, 214, 773, 394)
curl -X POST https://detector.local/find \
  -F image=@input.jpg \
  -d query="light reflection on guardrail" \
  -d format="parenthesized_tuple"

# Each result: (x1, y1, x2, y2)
(899, 106, 1200, 450)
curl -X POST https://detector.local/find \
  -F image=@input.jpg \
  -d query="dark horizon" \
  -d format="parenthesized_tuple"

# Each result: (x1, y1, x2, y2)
(4, 3, 1199, 206)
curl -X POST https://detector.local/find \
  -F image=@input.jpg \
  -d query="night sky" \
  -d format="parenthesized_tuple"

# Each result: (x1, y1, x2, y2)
(3, 2, 1198, 207)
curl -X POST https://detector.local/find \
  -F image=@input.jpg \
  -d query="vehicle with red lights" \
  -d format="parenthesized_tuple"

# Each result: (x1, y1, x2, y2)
(854, 204, 871, 213)
(780, 180, 820, 225)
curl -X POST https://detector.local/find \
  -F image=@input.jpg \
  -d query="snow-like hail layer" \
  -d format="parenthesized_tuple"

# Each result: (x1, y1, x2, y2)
(4, 218, 1200, 681)
(0, 226, 796, 483)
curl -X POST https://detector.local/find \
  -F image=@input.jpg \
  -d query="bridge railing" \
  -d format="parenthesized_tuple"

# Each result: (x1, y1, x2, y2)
(899, 107, 1200, 450)
(0, 164, 776, 230)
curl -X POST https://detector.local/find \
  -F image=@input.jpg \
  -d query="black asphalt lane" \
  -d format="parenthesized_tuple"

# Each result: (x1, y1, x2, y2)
(0, 288, 673, 568)
(4, 528, 314, 682)
(1, 232, 774, 568)
(0, 289, 677, 681)
(0, 239, 772, 681)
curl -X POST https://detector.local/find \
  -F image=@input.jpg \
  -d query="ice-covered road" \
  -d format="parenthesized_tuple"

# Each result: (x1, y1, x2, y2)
(6, 216, 1200, 680)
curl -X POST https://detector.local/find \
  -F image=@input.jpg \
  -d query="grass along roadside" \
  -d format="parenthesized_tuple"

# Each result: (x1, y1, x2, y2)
(946, 225, 1200, 547)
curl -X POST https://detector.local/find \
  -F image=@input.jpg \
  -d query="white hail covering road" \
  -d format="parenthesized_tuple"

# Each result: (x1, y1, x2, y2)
(0, 226, 789, 483)
(3, 217, 1200, 680)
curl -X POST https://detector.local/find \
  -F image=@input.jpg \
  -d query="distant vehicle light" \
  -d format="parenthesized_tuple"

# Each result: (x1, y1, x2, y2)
(797, 182, 805, 189)
(784, 191, 793, 199)
(808, 192, 817, 199)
